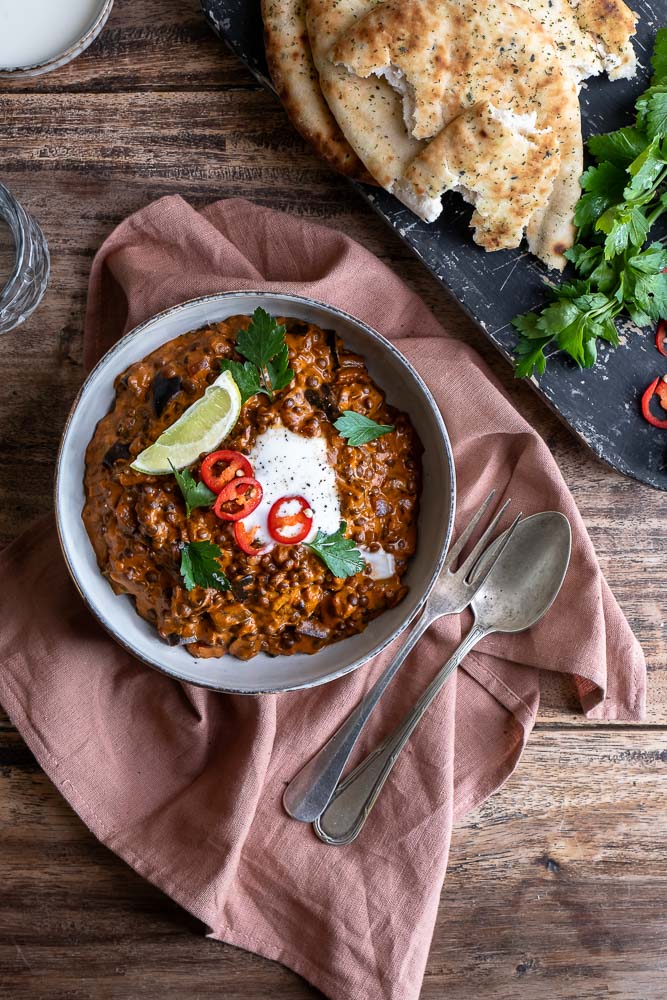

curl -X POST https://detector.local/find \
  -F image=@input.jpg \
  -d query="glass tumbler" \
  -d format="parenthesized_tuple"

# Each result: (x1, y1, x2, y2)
(0, 183, 50, 335)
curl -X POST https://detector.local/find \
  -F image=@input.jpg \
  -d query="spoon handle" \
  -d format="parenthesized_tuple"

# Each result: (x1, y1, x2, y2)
(313, 623, 488, 846)
(283, 608, 435, 823)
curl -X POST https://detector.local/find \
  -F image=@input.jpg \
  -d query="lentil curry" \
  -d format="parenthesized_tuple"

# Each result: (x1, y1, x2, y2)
(82, 315, 422, 660)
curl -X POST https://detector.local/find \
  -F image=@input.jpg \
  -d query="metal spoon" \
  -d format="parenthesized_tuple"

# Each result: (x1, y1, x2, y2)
(313, 511, 571, 846)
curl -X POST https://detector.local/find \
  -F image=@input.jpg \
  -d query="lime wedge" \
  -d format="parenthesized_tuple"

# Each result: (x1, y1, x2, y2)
(131, 370, 242, 474)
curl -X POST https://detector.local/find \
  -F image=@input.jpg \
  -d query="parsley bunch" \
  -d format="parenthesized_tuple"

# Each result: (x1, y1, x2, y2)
(513, 29, 667, 378)
(221, 307, 294, 403)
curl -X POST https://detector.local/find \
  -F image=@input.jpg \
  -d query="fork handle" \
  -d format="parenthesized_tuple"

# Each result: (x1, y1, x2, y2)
(313, 624, 488, 846)
(282, 607, 435, 823)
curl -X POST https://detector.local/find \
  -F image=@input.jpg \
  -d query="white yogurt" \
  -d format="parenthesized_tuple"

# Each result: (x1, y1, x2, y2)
(0, 0, 105, 69)
(359, 547, 396, 581)
(241, 423, 399, 579)
(243, 423, 341, 546)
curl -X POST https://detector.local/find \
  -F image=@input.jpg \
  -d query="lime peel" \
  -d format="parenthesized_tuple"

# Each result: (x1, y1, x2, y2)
(131, 370, 242, 474)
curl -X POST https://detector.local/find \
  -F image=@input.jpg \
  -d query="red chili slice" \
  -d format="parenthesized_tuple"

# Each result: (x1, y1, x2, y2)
(641, 376, 667, 429)
(656, 321, 667, 358)
(233, 520, 271, 556)
(201, 450, 253, 494)
(213, 477, 263, 521)
(267, 495, 313, 544)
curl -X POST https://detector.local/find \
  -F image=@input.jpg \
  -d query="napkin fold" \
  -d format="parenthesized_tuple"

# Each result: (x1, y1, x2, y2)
(0, 197, 645, 1000)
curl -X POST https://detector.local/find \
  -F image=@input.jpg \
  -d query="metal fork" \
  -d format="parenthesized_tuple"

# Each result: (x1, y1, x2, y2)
(283, 491, 521, 823)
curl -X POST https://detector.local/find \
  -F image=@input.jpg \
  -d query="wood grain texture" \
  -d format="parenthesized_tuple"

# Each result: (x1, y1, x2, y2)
(0, 1, 666, 996)
(0, 730, 665, 998)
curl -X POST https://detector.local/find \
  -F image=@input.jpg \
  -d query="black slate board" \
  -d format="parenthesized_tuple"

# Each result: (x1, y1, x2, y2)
(201, 0, 667, 489)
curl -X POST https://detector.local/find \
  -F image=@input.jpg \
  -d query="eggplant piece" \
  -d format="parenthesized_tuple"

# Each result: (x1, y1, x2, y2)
(305, 384, 342, 424)
(286, 319, 311, 337)
(152, 373, 182, 417)
(102, 441, 131, 468)
(231, 574, 255, 602)
(325, 328, 340, 369)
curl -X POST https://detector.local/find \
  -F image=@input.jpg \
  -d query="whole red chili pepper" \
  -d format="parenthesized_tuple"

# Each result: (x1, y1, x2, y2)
(641, 376, 667, 429)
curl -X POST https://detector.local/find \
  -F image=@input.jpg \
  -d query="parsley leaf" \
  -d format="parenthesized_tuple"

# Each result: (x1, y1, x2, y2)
(171, 463, 216, 517)
(305, 521, 366, 578)
(264, 340, 294, 395)
(179, 540, 230, 592)
(574, 162, 627, 232)
(647, 91, 667, 140)
(652, 27, 667, 83)
(597, 205, 650, 259)
(587, 127, 648, 168)
(237, 308, 287, 370)
(334, 410, 395, 446)
(222, 308, 295, 403)
(219, 359, 262, 404)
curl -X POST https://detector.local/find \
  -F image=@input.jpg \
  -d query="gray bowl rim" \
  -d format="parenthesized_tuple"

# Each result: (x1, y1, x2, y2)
(0, 0, 115, 77)
(54, 290, 456, 694)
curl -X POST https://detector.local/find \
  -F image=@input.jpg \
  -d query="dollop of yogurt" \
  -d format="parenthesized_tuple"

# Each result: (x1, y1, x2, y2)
(242, 423, 341, 546)
(359, 547, 396, 580)
(241, 423, 399, 579)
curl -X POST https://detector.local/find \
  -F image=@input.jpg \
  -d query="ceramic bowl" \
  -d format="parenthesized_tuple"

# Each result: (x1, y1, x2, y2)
(55, 292, 456, 693)
(0, 0, 114, 78)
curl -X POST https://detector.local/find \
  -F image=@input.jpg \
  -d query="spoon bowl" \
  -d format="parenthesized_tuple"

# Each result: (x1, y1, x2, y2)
(470, 511, 572, 634)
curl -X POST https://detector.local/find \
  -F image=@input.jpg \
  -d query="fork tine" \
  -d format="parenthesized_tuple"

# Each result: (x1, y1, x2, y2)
(444, 490, 496, 570)
(466, 512, 522, 587)
(456, 497, 512, 579)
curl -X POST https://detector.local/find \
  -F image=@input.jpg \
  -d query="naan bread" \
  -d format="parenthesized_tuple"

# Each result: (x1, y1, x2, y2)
(261, 0, 371, 180)
(331, 0, 583, 268)
(306, 0, 437, 217)
(513, 0, 638, 83)
(396, 104, 562, 251)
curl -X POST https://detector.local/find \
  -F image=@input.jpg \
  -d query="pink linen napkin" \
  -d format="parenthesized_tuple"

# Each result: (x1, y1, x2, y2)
(0, 197, 645, 1000)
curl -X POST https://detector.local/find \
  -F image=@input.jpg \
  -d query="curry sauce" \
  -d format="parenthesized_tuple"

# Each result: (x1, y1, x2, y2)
(82, 315, 422, 660)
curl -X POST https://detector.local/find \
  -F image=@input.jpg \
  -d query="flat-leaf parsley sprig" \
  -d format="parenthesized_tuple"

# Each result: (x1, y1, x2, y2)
(170, 462, 216, 517)
(221, 308, 295, 403)
(179, 540, 231, 592)
(334, 410, 395, 445)
(513, 28, 667, 378)
(305, 521, 366, 578)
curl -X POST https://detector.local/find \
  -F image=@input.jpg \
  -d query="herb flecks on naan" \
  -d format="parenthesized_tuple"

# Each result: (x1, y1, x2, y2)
(396, 104, 561, 251)
(261, 0, 373, 180)
(306, 0, 432, 208)
(331, 0, 582, 268)
(513, 0, 638, 83)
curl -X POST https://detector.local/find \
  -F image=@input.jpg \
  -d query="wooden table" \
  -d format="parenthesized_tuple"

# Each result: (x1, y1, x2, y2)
(1, 2, 665, 997)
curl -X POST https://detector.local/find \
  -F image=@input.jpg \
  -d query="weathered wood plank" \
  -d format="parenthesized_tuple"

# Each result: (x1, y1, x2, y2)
(0, 0, 255, 93)
(0, 731, 664, 998)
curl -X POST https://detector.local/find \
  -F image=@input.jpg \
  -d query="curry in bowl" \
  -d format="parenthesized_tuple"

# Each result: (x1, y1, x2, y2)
(83, 310, 422, 660)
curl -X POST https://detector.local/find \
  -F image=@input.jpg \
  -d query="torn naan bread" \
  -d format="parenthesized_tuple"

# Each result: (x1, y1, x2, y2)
(261, 0, 372, 180)
(513, 0, 638, 83)
(331, 0, 583, 267)
(396, 104, 562, 251)
(306, 0, 439, 217)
